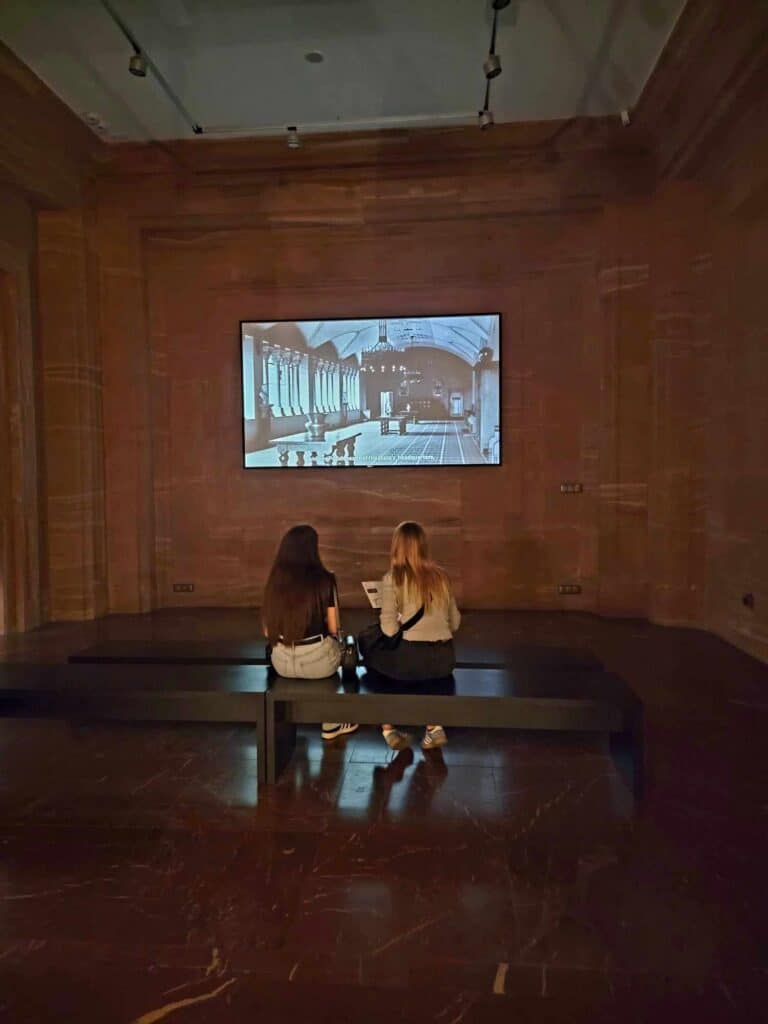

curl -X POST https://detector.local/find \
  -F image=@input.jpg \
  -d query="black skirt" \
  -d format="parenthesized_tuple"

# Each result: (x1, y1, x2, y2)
(358, 633, 456, 682)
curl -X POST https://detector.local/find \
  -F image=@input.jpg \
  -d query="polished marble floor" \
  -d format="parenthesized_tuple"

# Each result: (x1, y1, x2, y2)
(0, 610, 766, 1022)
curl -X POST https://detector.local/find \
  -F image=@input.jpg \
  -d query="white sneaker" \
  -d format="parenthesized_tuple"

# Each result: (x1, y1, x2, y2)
(421, 726, 447, 749)
(321, 723, 359, 741)
(382, 728, 412, 751)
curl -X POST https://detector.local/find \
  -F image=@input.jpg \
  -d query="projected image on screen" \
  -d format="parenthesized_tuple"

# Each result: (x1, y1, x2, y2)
(241, 315, 500, 468)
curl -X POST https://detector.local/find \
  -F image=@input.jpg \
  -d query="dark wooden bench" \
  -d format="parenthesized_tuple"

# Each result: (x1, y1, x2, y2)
(267, 666, 644, 796)
(2, 656, 639, 799)
(0, 662, 270, 785)
(69, 640, 272, 665)
(68, 640, 602, 673)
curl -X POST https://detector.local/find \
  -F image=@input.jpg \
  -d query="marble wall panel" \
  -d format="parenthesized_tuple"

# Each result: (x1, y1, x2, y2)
(0, 185, 42, 634)
(704, 211, 768, 660)
(510, 267, 602, 610)
(69, 141, 767, 661)
(596, 201, 652, 616)
(646, 185, 713, 626)
(97, 221, 154, 613)
(138, 213, 601, 610)
(37, 208, 106, 621)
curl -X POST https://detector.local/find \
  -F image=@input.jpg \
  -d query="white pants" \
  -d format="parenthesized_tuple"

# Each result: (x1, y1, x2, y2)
(270, 636, 344, 732)
(270, 635, 341, 679)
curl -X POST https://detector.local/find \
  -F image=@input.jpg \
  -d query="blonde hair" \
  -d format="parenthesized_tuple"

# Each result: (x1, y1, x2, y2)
(390, 521, 451, 611)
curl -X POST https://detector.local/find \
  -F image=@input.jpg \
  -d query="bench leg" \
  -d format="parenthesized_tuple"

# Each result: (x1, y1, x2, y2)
(255, 714, 267, 788)
(610, 714, 644, 802)
(266, 701, 297, 784)
(266, 700, 277, 784)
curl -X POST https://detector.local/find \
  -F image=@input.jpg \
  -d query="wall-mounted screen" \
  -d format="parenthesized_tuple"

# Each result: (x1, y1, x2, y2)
(241, 315, 501, 468)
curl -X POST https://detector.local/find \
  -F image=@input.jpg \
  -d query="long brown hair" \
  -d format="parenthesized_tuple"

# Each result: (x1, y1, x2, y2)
(390, 521, 450, 611)
(262, 525, 334, 645)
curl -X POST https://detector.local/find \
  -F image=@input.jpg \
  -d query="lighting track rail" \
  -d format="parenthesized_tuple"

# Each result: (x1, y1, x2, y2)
(99, 0, 203, 135)
(479, 0, 512, 129)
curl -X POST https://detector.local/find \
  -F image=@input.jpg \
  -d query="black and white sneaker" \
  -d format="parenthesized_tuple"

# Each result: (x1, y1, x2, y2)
(321, 722, 359, 741)
(382, 727, 412, 751)
(421, 726, 447, 749)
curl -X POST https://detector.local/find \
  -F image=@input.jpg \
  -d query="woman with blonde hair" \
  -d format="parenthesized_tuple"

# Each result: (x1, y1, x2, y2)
(358, 521, 461, 750)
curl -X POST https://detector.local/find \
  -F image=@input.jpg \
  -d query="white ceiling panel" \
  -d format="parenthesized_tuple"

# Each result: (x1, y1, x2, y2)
(0, 0, 686, 142)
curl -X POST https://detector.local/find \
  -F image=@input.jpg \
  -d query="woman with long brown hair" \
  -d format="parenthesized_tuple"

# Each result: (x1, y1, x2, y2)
(359, 521, 461, 750)
(263, 524, 357, 741)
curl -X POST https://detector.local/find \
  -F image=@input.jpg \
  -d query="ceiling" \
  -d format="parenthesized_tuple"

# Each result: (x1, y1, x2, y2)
(245, 317, 499, 366)
(0, 0, 686, 143)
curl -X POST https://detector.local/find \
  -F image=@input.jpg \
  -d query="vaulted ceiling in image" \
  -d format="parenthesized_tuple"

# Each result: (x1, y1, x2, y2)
(245, 316, 499, 366)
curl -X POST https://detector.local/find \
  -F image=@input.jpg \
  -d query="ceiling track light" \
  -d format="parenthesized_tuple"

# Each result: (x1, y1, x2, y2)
(128, 50, 147, 77)
(99, 0, 203, 135)
(485, 1, 503, 79)
(483, 53, 501, 79)
(479, 0, 514, 128)
(479, 77, 493, 130)
(286, 125, 301, 149)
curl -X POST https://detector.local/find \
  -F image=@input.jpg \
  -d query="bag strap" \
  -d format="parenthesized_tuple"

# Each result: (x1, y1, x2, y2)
(400, 604, 425, 633)
(331, 574, 342, 639)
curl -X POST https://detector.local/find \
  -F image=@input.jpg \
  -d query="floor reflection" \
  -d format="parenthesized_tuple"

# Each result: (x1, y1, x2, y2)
(369, 748, 449, 821)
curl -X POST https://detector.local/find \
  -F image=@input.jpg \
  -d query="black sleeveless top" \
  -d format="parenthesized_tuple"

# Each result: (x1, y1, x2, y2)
(304, 575, 335, 638)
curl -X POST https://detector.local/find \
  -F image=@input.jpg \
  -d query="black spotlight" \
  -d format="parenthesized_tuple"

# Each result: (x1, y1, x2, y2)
(129, 51, 147, 77)
(483, 53, 501, 79)
(478, 0, 512, 130)
(286, 126, 301, 149)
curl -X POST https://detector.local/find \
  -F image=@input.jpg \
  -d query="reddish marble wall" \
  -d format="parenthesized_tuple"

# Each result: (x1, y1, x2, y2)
(37, 208, 107, 621)
(5, 6, 758, 653)
(0, 41, 97, 210)
(601, 180, 768, 661)
(0, 42, 99, 635)
(595, 200, 652, 618)
(79, 137, 635, 616)
(44, 144, 750, 664)
(704, 206, 768, 661)
(1, 1, 762, 656)
(15, 129, 758, 663)
(128, 211, 606, 613)
(0, 184, 43, 634)
(647, 184, 711, 628)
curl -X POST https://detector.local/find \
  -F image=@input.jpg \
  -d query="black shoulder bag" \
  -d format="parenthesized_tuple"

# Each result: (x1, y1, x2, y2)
(332, 576, 359, 675)
(360, 603, 425, 653)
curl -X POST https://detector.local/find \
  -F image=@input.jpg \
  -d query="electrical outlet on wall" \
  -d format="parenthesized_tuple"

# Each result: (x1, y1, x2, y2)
(172, 583, 195, 593)
(558, 583, 582, 595)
